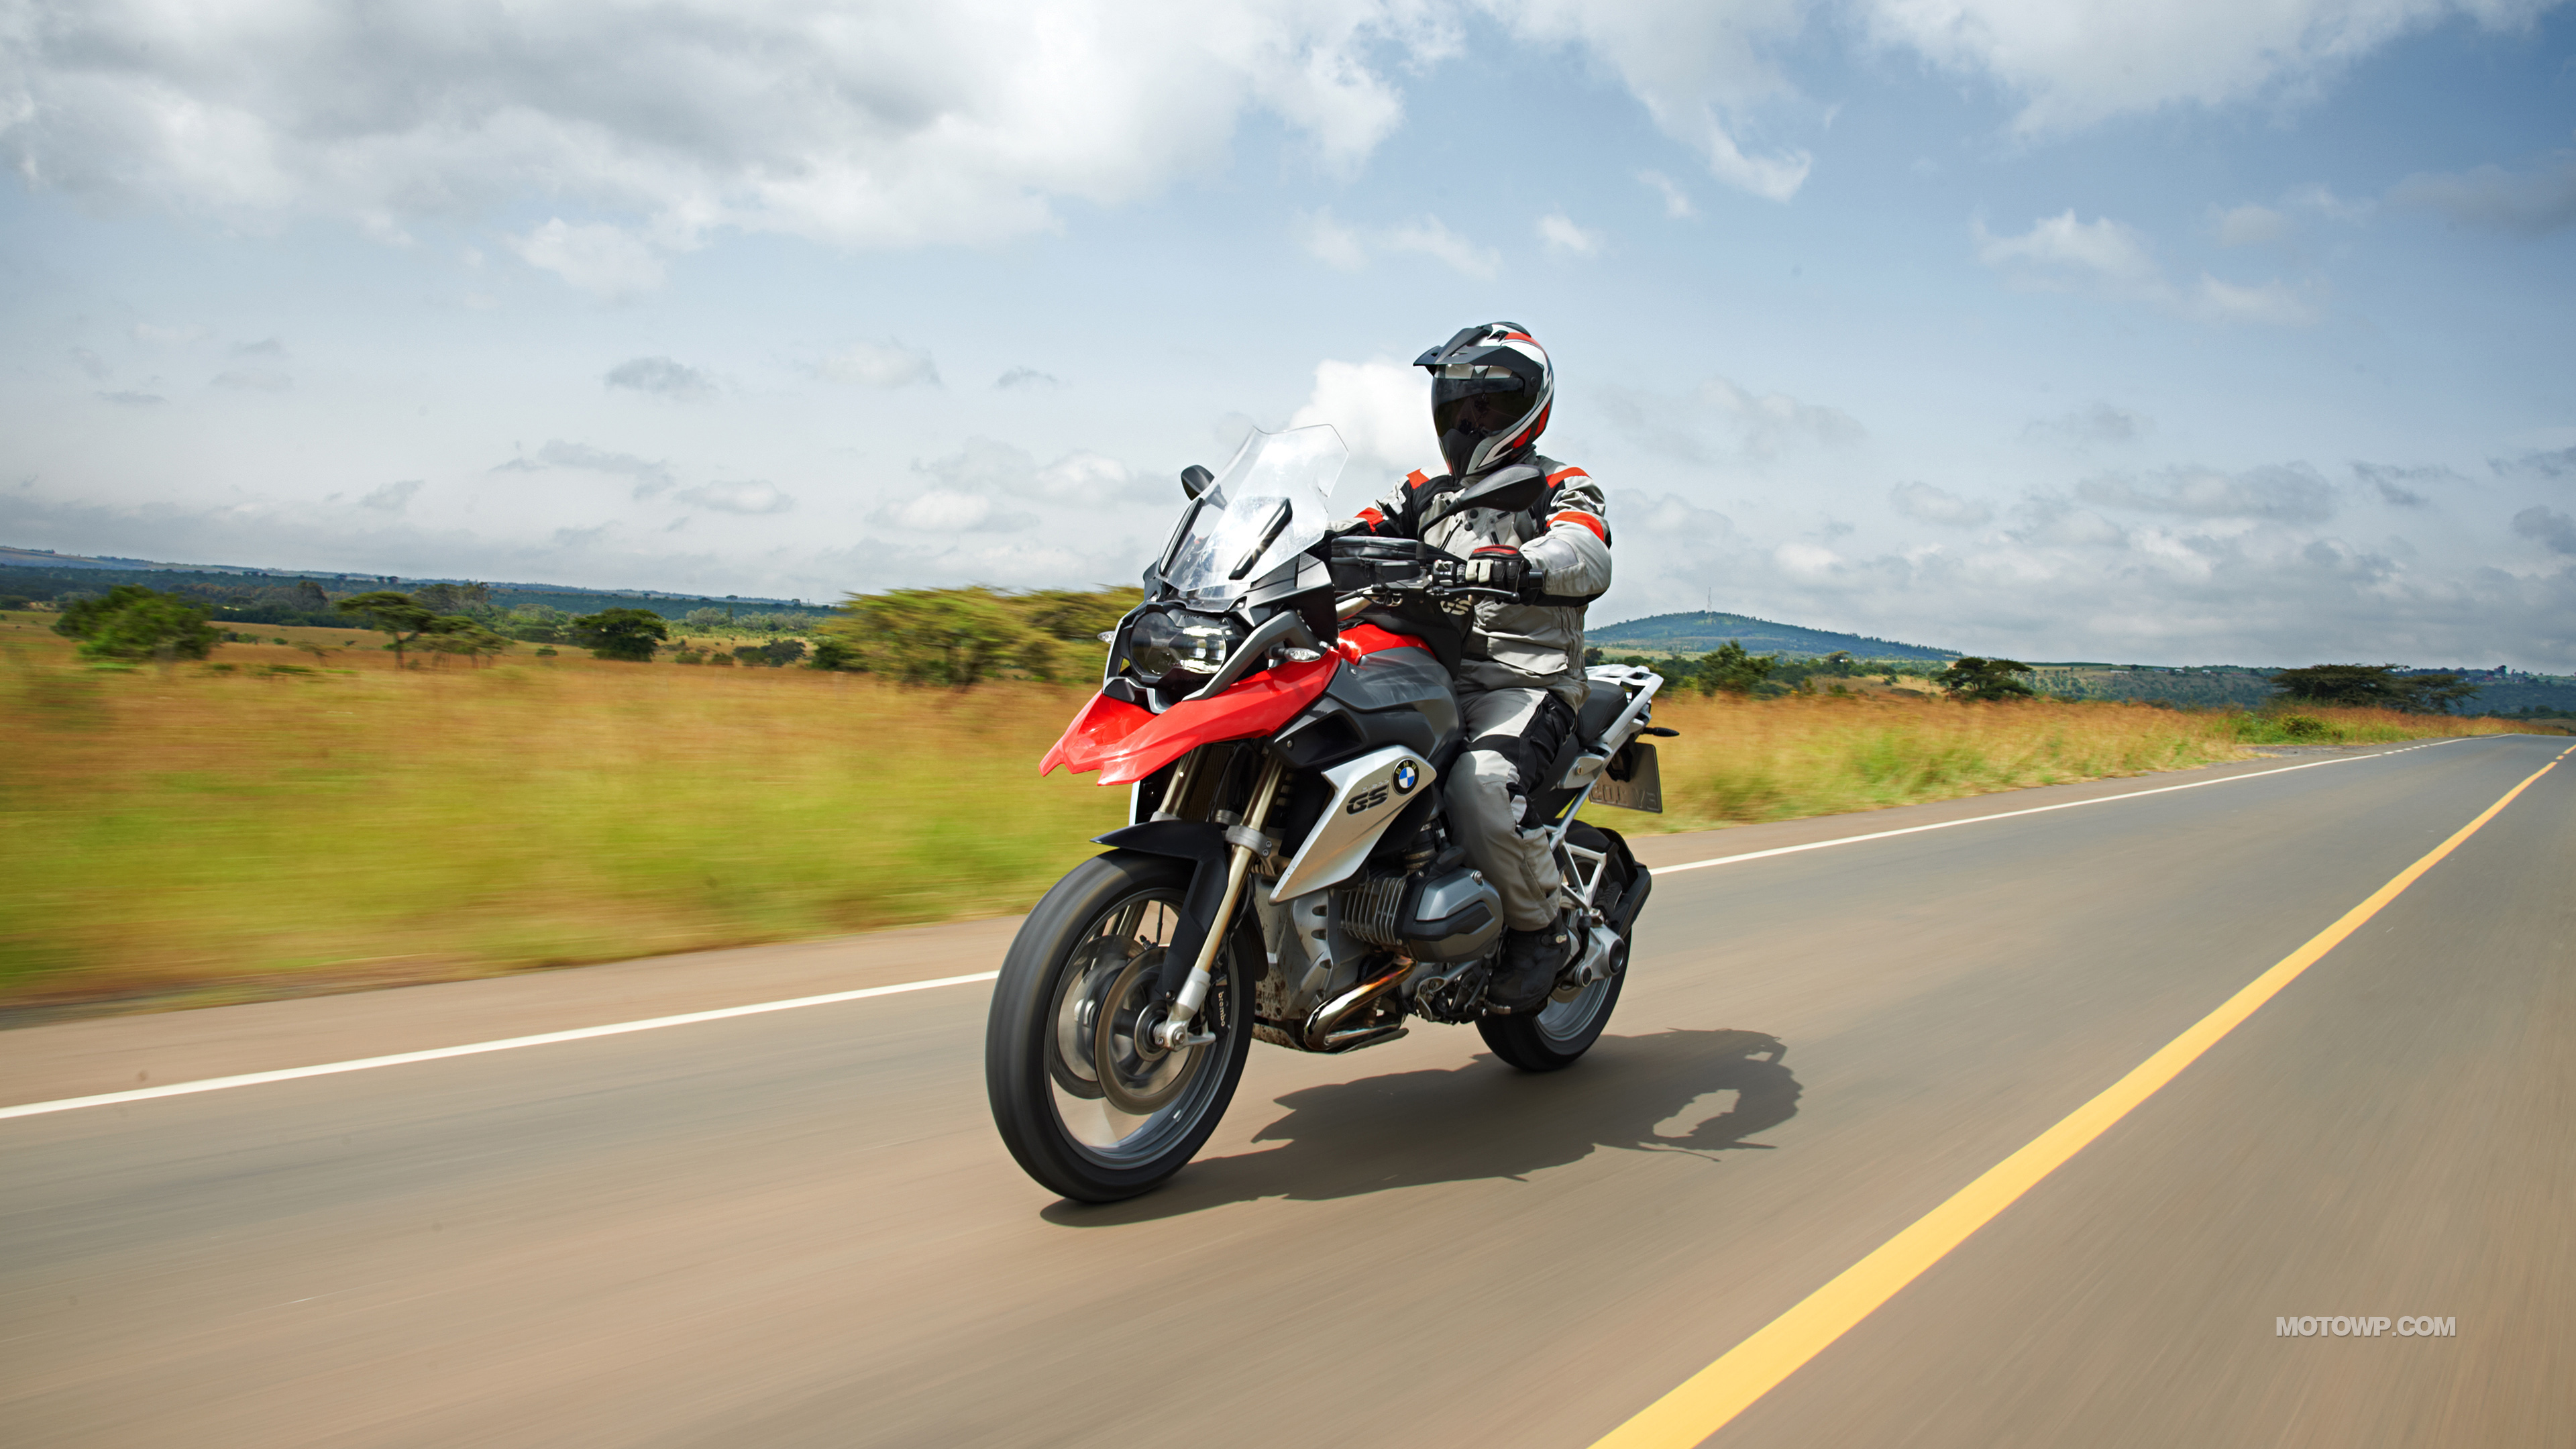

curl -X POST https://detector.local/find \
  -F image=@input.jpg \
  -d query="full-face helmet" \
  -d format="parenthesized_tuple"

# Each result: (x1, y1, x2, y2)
(1416, 321, 1552, 478)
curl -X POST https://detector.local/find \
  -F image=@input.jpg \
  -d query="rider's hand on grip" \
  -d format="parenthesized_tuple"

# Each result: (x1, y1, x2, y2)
(1464, 546, 1527, 595)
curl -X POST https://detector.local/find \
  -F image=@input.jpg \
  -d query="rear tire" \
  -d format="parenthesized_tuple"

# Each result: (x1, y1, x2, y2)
(1477, 966, 1623, 1071)
(1478, 820, 1635, 1072)
(985, 850, 1252, 1203)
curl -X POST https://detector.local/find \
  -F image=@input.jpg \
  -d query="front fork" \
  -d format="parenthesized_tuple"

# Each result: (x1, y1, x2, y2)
(1150, 755, 1286, 1050)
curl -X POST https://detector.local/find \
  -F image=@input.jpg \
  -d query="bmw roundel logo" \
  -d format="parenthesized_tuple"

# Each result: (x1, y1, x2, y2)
(1392, 761, 1419, 795)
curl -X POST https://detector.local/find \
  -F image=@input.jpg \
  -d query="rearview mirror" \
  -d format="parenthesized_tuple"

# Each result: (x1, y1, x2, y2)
(1180, 464, 1213, 500)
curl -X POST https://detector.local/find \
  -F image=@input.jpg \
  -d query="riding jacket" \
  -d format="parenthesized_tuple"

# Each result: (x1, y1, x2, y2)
(1342, 453, 1611, 708)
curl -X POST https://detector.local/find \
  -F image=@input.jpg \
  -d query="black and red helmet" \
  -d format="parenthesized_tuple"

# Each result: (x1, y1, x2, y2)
(1417, 321, 1552, 478)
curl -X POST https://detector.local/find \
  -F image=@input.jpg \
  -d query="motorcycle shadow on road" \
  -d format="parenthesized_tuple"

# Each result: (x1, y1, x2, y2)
(1043, 1028, 1800, 1224)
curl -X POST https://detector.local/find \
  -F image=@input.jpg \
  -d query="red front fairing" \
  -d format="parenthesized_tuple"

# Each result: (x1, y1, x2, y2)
(1040, 623, 1434, 786)
(1040, 659, 1335, 785)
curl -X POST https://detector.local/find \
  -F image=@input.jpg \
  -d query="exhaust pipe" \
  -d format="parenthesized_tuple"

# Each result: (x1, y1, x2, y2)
(1301, 963, 1411, 1053)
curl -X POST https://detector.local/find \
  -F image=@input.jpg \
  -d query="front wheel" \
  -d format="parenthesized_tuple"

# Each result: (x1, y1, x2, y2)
(985, 850, 1252, 1202)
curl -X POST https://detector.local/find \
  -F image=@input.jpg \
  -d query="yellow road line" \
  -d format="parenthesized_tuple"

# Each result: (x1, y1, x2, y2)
(1589, 743, 2571, 1449)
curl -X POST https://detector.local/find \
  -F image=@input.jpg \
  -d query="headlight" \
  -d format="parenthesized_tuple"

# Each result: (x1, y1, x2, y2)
(1126, 609, 1243, 686)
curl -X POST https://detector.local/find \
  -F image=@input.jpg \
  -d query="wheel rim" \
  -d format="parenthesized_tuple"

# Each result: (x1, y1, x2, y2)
(1044, 888, 1234, 1167)
(1535, 974, 1611, 1049)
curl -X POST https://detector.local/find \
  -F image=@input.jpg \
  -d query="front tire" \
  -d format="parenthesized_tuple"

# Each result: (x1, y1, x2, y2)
(985, 850, 1252, 1202)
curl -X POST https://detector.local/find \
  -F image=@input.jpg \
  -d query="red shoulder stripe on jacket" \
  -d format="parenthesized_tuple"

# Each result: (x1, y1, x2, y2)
(1546, 467, 1589, 484)
(1355, 506, 1386, 528)
(1405, 469, 1432, 490)
(1549, 509, 1607, 543)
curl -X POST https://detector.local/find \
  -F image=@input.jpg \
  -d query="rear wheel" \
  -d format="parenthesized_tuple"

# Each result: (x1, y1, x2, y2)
(1477, 965, 1623, 1071)
(1479, 820, 1635, 1071)
(985, 851, 1252, 1202)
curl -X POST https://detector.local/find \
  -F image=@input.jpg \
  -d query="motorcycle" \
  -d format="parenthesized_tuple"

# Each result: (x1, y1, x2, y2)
(984, 425, 1671, 1202)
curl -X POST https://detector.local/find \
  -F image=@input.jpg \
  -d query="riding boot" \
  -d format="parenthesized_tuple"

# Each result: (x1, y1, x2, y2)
(1488, 921, 1570, 1014)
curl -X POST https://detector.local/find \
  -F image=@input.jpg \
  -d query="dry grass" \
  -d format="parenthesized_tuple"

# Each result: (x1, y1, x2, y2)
(0, 616, 2524, 1014)
(1, 637, 1123, 1013)
(1633, 691, 2512, 831)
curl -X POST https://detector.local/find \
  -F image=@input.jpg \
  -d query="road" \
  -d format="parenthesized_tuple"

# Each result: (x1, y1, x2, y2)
(3, 736, 2570, 1448)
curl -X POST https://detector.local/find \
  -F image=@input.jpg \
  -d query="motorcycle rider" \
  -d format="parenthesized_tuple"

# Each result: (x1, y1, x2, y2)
(1338, 321, 1611, 1012)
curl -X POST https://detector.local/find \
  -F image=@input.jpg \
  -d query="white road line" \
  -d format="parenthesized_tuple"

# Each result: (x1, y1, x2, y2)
(1654, 740, 2467, 877)
(0, 971, 1000, 1122)
(0, 737, 2490, 1125)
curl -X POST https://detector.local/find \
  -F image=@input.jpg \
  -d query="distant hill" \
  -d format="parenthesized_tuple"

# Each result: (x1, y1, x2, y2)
(1590, 610, 1960, 662)
(0, 545, 813, 614)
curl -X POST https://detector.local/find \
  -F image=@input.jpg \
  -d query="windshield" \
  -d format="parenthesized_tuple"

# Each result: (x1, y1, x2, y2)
(1158, 425, 1348, 606)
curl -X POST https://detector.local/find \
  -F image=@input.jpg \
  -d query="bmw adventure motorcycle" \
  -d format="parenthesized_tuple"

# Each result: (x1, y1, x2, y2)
(985, 426, 1671, 1202)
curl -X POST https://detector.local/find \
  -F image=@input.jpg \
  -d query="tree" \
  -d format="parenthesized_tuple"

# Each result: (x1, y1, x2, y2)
(1693, 639, 1778, 696)
(2269, 663, 2403, 707)
(572, 607, 669, 661)
(335, 590, 441, 667)
(411, 581, 493, 616)
(1937, 657, 2037, 702)
(2268, 663, 2482, 714)
(52, 584, 221, 661)
(733, 639, 808, 667)
(417, 619, 514, 667)
(502, 604, 571, 643)
(2403, 674, 2482, 714)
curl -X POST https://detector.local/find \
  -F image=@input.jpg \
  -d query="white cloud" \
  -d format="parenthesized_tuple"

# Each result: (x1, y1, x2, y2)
(2514, 505, 2576, 555)
(878, 438, 1152, 535)
(676, 480, 794, 515)
(360, 479, 423, 513)
(1381, 215, 1504, 278)
(1303, 210, 1502, 276)
(1865, 0, 2559, 135)
(507, 221, 668, 299)
(1298, 208, 1373, 270)
(2387, 152, 2576, 237)
(1536, 210, 1605, 258)
(996, 367, 1061, 390)
(2189, 274, 2321, 326)
(1487, 0, 1814, 200)
(1890, 480, 1993, 527)
(2351, 461, 2455, 506)
(2491, 444, 2576, 480)
(605, 356, 718, 402)
(1638, 170, 1695, 218)
(818, 341, 939, 389)
(1697, 376, 1864, 455)
(0, 0, 1448, 259)
(2214, 203, 2292, 247)
(1976, 211, 2162, 292)
(492, 441, 679, 498)
(2078, 464, 2338, 523)
(2025, 402, 2151, 448)
(1978, 211, 2318, 325)
(878, 490, 1034, 535)
(1290, 358, 1436, 478)
(211, 368, 294, 392)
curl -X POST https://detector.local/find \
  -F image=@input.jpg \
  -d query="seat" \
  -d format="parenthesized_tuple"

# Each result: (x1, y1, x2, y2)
(1576, 680, 1627, 748)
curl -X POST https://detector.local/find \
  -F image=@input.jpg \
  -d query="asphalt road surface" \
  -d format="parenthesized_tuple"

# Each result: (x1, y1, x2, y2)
(4, 736, 2570, 1448)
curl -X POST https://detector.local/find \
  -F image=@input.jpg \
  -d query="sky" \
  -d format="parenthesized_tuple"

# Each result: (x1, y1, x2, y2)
(3, 0, 2573, 667)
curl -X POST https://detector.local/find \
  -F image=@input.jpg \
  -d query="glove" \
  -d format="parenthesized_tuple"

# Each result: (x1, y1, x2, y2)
(1463, 547, 1548, 602)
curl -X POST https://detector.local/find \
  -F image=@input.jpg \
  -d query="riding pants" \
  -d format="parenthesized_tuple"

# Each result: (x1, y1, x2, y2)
(1444, 684, 1576, 931)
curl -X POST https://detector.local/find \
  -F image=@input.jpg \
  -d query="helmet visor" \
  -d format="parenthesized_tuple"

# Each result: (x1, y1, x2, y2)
(1431, 378, 1531, 443)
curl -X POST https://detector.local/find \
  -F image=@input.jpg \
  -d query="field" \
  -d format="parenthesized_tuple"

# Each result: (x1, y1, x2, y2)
(0, 613, 2520, 1016)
